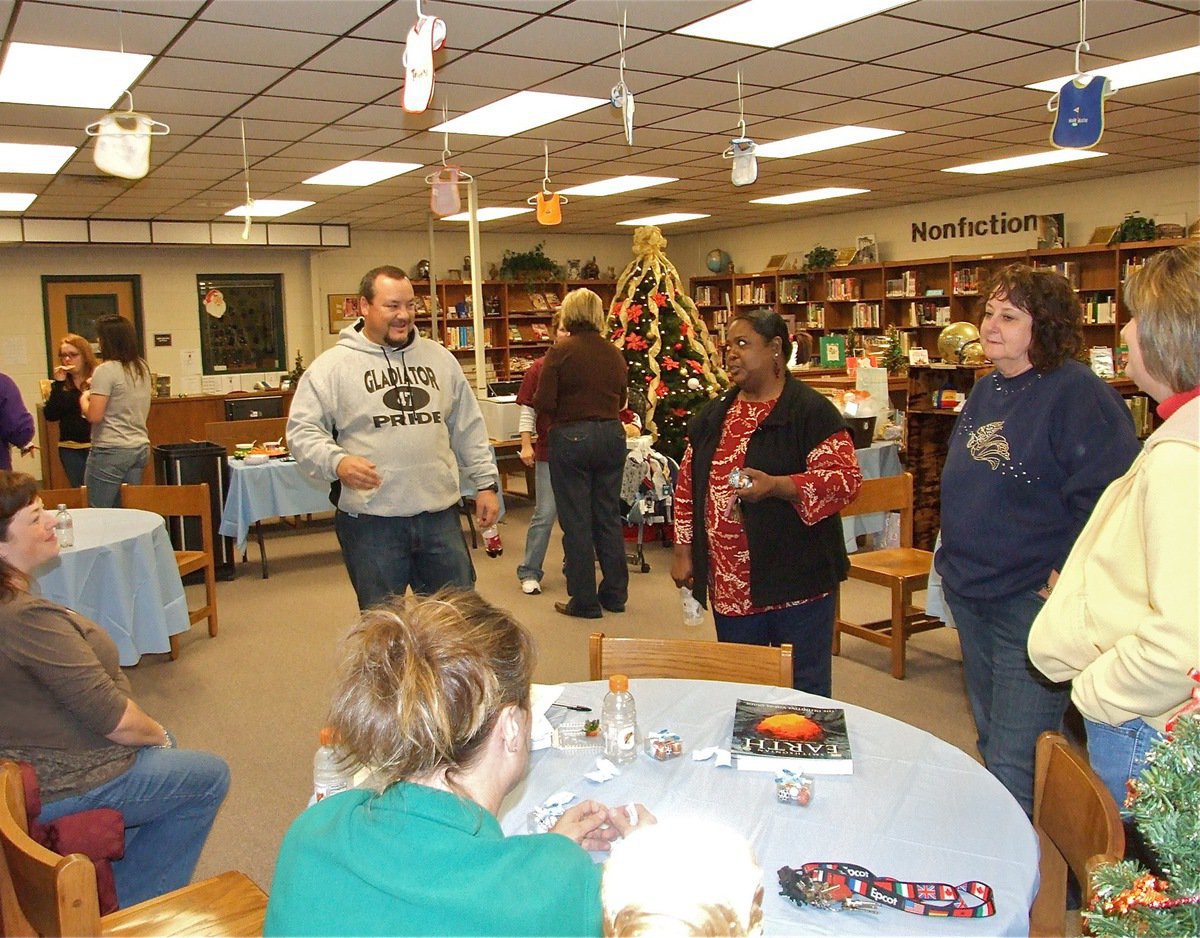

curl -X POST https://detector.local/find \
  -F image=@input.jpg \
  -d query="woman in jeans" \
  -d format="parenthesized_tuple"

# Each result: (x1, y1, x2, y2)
(43, 333, 97, 487)
(82, 316, 151, 507)
(0, 471, 229, 905)
(533, 289, 629, 619)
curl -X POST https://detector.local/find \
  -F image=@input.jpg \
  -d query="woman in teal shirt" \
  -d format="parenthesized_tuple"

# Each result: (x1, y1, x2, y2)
(266, 589, 649, 937)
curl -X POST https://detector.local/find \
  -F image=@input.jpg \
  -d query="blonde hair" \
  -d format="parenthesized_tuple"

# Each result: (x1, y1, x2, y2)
(1123, 243, 1200, 394)
(327, 588, 533, 792)
(560, 288, 606, 334)
(59, 333, 98, 384)
(602, 820, 764, 937)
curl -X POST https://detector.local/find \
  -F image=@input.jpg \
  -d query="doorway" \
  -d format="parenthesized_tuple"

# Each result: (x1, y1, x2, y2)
(41, 275, 144, 372)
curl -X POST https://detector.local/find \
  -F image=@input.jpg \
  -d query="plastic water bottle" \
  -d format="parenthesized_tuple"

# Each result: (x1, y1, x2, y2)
(601, 674, 639, 765)
(483, 525, 503, 558)
(54, 504, 74, 549)
(312, 727, 355, 803)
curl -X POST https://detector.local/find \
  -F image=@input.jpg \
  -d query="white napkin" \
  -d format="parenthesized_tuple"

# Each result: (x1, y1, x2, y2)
(530, 683, 565, 751)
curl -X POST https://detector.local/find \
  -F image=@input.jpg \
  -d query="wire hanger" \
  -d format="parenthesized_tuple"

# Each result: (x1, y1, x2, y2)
(527, 142, 568, 204)
(424, 102, 473, 184)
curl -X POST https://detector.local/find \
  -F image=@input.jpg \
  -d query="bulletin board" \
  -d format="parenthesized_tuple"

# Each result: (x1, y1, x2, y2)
(197, 273, 286, 375)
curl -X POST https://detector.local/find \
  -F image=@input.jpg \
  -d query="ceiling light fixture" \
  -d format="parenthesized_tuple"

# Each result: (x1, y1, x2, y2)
(0, 42, 152, 108)
(441, 207, 533, 222)
(1027, 44, 1200, 92)
(617, 213, 710, 226)
(224, 200, 314, 218)
(943, 149, 1106, 174)
(303, 161, 423, 186)
(0, 142, 76, 174)
(677, 0, 909, 49)
(560, 175, 677, 197)
(431, 91, 608, 137)
(755, 126, 903, 159)
(0, 193, 36, 212)
(751, 187, 870, 205)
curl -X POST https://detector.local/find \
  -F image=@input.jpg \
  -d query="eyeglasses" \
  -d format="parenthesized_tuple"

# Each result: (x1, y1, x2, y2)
(59, 351, 81, 359)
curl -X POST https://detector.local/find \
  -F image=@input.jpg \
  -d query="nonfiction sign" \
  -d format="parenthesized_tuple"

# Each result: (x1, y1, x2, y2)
(911, 211, 1042, 243)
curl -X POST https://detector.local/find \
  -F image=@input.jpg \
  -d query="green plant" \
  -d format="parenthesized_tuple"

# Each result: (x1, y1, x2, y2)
(498, 242, 562, 281)
(803, 245, 837, 271)
(1115, 212, 1157, 244)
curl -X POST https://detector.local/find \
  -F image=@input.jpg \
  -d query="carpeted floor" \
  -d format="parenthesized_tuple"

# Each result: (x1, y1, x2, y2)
(124, 497, 976, 894)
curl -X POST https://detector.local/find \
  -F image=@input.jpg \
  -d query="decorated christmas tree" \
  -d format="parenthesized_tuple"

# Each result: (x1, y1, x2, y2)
(1086, 703, 1200, 937)
(608, 226, 728, 462)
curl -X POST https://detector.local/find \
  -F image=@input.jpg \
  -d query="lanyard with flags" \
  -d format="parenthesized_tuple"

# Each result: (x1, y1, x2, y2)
(796, 862, 995, 917)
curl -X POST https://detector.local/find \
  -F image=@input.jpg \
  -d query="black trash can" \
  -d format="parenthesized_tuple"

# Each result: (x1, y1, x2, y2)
(153, 442, 235, 580)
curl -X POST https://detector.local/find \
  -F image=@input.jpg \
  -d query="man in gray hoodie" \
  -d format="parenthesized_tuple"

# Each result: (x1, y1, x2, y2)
(287, 265, 500, 608)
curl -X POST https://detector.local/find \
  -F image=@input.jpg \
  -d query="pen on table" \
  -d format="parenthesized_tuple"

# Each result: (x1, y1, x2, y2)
(551, 703, 592, 712)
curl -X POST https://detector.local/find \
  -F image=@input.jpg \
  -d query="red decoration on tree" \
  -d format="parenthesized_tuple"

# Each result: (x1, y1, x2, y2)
(655, 383, 669, 398)
(674, 342, 683, 351)
(652, 292, 668, 307)
(686, 359, 704, 373)
(662, 356, 679, 371)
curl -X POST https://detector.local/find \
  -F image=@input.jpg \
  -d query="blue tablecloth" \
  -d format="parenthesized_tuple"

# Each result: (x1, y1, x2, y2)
(503, 679, 1036, 936)
(846, 441, 903, 552)
(32, 508, 190, 666)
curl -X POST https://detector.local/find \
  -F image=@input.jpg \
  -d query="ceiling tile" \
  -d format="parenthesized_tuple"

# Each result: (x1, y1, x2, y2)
(142, 59, 288, 95)
(200, 0, 389, 34)
(163, 22, 332, 68)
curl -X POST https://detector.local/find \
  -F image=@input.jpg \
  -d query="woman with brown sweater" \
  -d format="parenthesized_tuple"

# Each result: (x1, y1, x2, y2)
(534, 289, 629, 619)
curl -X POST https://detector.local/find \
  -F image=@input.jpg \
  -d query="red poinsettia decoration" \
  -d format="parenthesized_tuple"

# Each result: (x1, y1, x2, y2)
(626, 303, 644, 323)
(672, 407, 688, 417)
(686, 359, 704, 374)
(625, 334, 648, 352)
(661, 355, 679, 371)
(680, 322, 690, 337)
(610, 327, 625, 343)
(655, 382, 669, 398)
(652, 292, 669, 307)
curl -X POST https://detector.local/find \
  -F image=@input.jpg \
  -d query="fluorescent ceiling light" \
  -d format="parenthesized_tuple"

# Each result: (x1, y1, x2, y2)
(0, 142, 76, 174)
(943, 149, 1106, 174)
(303, 161, 422, 186)
(617, 213, 710, 227)
(756, 126, 903, 159)
(441, 207, 534, 222)
(431, 91, 607, 137)
(225, 200, 314, 218)
(677, 0, 909, 48)
(560, 175, 677, 197)
(0, 42, 151, 108)
(1027, 44, 1200, 92)
(0, 193, 36, 211)
(751, 187, 870, 205)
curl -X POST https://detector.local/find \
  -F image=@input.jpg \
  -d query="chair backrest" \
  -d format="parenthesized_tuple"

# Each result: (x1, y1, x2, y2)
(203, 417, 288, 456)
(1029, 731, 1126, 937)
(0, 761, 102, 937)
(37, 486, 88, 510)
(589, 632, 793, 688)
(839, 472, 913, 547)
(120, 483, 213, 557)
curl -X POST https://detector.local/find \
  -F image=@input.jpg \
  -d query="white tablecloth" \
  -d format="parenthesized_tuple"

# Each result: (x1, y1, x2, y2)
(501, 679, 1036, 937)
(32, 508, 190, 665)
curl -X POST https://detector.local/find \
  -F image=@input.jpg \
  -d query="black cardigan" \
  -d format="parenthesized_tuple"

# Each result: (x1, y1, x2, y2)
(43, 380, 92, 445)
(685, 377, 851, 609)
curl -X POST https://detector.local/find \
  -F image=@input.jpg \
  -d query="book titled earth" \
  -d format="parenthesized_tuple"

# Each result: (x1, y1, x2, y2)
(730, 699, 853, 775)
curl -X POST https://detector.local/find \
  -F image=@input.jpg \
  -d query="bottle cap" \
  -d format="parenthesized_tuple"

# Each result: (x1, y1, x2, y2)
(57, 504, 67, 511)
(319, 726, 336, 747)
(609, 674, 629, 692)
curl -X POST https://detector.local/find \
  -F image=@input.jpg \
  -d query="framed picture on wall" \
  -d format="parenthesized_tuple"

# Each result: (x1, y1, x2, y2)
(196, 273, 286, 375)
(327, 293, 360, 333)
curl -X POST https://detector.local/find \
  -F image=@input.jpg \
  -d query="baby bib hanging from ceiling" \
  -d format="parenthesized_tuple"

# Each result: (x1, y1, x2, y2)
(1046, 0, 1113, 150)
(85, 94, 170, 181)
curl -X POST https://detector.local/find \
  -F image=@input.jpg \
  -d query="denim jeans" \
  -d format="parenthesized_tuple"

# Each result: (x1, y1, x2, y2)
(1085, 716, 1160, 812)
(548, 420, 628, 614)
(517, 459, 556, 584)
(335, 505, 474, 609)
(714, 594, 836, 696)
(85, 444, 149, 508)
(944, 585, 1071, 817)
(58, 446, 89, 487)
(37, 747, 230, 907)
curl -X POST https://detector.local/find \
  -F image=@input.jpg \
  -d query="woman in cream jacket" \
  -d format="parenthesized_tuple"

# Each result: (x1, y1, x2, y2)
(1028, 243, 1199, 808)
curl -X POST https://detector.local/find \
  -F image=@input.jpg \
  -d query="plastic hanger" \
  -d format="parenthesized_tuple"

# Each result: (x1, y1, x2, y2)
(84, 92, 171, 138)
(722, 70, 757, 186)
(526, 143, 567, 225)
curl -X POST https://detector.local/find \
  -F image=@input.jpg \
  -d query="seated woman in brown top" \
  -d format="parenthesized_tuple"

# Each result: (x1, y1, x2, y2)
(533, 288, 629, 619)
(0, 470, 230, 906)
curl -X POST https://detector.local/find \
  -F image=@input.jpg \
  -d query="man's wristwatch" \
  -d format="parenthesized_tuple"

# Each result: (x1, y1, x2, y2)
(478, 483, 499, 493)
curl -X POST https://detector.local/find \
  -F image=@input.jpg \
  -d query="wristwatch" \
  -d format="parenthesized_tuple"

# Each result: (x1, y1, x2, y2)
(478, 483, 499, 493)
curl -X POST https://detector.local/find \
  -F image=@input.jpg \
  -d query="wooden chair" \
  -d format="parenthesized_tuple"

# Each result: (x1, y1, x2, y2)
(832, 472, 942, 679)
(0, 762, 267, 937)
(38, 486, 88, 510)
(589, 632, 793, 688)
(1029, 732, 1126, 937)
(201, 418, 287, 457)
(119, 484, 217, 660)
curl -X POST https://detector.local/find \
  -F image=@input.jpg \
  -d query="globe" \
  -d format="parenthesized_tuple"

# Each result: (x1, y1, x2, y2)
(937, 322, 982, 364)
(706, 249, 731, 273)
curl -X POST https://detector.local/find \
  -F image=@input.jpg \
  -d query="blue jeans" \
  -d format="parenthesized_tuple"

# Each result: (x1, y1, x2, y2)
(517, 459, 556, 583)
(85, 444, 149, 508)
(335, 505, 474, 609)
(37, 747, 229, 907)
(58, 446, 89, 487)
(944, 585, 1071, 817)
(714, 594, 836, 696)
(548, 420, 628, 614)
(1085, 716, 1160, 813)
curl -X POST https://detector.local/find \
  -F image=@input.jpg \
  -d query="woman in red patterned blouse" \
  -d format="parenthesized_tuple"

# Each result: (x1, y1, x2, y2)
(671, 311, 862, 695)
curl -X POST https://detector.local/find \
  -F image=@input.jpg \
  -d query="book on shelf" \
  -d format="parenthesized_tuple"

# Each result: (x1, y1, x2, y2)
(508, 325, 524, 343)
(544, 293, 561, 310)
(530, 323, 551, 341)
(730, 699, 853, 775)
(819, 334, 846, 368)
(1089, 346, 1115, 378)
(530, 293, 549, 311)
